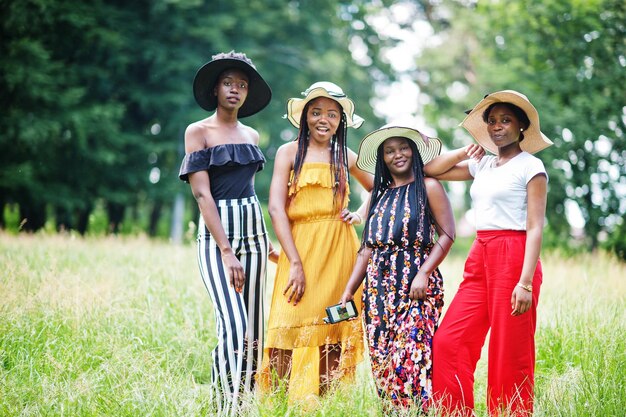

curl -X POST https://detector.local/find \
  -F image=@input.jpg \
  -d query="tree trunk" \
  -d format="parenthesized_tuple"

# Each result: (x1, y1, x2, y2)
(0, 198, 5, 229)
(76, 204, 93, 235)
(106, 202, 125, 234)
(55, 206, 72, 232)
(170, 193, 185, 244)
(18, 199, 46, 232)
(148, 200, 163, 237)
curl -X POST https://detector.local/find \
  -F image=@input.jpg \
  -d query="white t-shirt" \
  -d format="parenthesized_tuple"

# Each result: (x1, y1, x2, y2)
(469, 152, 547, 231)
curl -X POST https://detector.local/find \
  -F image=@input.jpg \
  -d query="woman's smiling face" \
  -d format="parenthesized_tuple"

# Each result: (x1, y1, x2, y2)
(306, 97, 341, 142)
(382, 137, 413, 179)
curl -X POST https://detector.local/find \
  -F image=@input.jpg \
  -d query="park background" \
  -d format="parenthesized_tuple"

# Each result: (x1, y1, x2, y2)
(1, 0, 625, 416)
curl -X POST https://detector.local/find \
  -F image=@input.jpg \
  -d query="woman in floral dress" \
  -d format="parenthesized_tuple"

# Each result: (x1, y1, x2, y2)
(341, 125, 455, 412)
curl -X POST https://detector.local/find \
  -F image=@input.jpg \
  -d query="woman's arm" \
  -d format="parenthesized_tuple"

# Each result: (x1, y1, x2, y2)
(240, 124, 282, 263)
(424, 144, 483, 181)
(342, 149, 374, 224)
(185, 124, 246, 293)
(268, 144, 305, 305)
(409, 178, 456, 300)
(340, 246, 372, 307)
(511, 174, 547, 316)
(268, 242, 280, 263)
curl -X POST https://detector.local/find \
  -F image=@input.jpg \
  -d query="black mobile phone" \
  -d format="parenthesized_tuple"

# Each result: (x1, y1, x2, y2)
(324, 300, 358, 324)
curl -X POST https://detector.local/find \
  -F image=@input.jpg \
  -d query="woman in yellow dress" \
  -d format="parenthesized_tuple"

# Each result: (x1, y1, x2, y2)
(260, 82, 373, 401)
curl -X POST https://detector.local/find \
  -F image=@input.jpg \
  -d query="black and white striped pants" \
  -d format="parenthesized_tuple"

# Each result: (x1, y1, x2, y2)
(197, 195, 268, 416)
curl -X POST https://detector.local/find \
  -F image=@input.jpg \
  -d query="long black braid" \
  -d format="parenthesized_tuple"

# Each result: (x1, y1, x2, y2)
(290, 102, 350, 210)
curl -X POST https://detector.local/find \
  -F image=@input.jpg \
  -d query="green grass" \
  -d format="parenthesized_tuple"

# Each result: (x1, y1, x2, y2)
(0, 233, 624, 416)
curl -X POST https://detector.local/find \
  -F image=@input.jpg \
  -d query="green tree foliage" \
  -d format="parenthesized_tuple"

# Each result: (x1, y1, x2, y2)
(413, 0, 626, 256)
(0, 0, 401, 235)
(1, 0, 149, 232)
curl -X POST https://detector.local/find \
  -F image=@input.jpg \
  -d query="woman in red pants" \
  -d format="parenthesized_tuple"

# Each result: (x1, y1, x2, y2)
(425, 90, 553, 416)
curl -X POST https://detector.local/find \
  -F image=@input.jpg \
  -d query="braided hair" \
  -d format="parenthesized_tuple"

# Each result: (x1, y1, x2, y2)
(290, 102, 350, 210)
(360, 138, 434, 248)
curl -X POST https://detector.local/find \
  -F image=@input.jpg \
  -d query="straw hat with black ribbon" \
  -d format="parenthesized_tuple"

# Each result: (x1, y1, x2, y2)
(356, 125, 442, 174)
(461, 90, 553, 154)
(192, 51, 272, 117)
(285, 81, 364, 129)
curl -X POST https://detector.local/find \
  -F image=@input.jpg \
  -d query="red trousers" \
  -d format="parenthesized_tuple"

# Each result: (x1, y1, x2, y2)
(433, 230, 542, 416)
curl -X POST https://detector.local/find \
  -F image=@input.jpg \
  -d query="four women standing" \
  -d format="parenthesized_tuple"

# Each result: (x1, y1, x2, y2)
(180, 53, 550, 416)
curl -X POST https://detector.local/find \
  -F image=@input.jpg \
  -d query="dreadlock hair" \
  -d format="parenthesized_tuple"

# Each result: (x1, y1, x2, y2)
(289, 101, 350, 211)
(360, 138, 434, 248)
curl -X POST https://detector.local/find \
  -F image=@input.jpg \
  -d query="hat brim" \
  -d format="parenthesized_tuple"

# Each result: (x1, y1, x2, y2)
(193, 58, 271, 117)
(286, 88, 364, 129)
(460, 90, 553, 154)
(356, 126, 442, 174)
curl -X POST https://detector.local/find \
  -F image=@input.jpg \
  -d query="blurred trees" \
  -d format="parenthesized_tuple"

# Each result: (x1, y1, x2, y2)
(0, 0, 404, 236)
(412, 0, 625, 256)
(1, 0, 624, 259)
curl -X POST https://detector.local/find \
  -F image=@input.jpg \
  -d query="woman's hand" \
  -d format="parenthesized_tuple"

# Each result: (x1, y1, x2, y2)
(340, 289, 355, 308)
(283, 260, 305, 305)
(464, 143, 485, 162)
(511, 285, 533, 316)
(268, 245, 280, 264)
(340, 209, 363, 225)
(409, 271, 429, 300)
(222, 250, 245, 293)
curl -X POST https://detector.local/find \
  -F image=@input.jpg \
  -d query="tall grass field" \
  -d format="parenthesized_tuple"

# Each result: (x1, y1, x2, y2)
(1, 232, 624, 416)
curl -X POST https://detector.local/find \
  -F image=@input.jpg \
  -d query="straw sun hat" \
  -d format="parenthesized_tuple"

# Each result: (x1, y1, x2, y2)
(461, 90, 553, 154)
(285, 81, 364, 129)
(356, 125, 442, 174)
(193, 51, 272, 117)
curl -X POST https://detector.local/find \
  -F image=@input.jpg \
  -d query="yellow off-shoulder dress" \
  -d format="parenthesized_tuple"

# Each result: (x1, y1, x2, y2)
(259, 162, 364, 401)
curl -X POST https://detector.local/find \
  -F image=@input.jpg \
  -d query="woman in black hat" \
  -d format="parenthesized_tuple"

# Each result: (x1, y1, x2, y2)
(178, 51, 275, 416)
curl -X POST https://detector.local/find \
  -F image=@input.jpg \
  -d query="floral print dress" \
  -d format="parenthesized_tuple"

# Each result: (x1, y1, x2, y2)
(363, 182, 444, 410)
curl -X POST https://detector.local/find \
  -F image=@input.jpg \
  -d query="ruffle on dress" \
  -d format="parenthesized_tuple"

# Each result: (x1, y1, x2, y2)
(288, 163, 342, 197)
(178, 143, 265, 182)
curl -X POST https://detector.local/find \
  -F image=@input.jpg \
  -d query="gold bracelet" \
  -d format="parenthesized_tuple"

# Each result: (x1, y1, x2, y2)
(517, 282, 532, 293)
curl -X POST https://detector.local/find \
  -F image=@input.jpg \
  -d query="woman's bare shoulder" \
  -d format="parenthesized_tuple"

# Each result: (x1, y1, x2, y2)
(424, 177, 446, 195)
(184, 120, 212, 153)
(238, 122, 260, 144)
(277, 141, 297, 157)
(186, 115, 228, 146)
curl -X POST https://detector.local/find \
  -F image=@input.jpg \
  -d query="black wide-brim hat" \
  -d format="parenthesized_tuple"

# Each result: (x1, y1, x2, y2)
(193, 53, 272, 117)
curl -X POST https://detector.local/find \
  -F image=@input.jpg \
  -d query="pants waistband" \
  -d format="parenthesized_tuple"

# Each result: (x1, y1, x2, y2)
(215, 195, 259, 208)
(476, 230, 526, 238)
(475, 230, 526, 245)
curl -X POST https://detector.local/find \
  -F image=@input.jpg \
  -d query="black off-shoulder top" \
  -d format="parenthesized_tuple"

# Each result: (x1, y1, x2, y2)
(178, 143, 265, 200)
